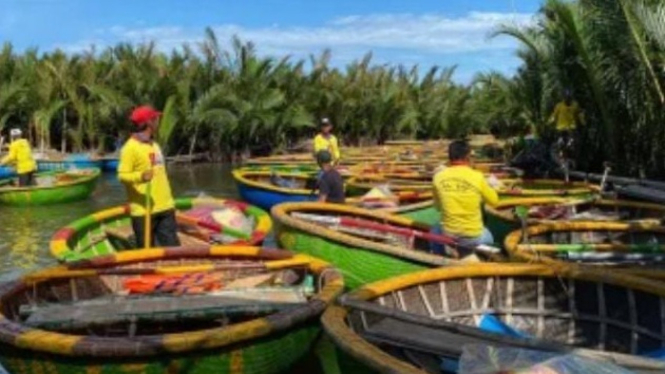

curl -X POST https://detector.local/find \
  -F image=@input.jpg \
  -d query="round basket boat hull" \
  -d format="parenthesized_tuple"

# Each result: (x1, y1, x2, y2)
(0, 166, 16, 179)
(276, 221, 427, 289)
(236, 180, 317, 211)
(397, 205, 439, 226)
(100, 158, 119, 172)
(322, 263, 665, 374)
(50, 197, 272, 262)
(0, 170, 99, 206)
(484, 210, 520, 247)
(0, 247, 343, 374)
(37, 160, 104, 172)
(0, 325, 320, 374)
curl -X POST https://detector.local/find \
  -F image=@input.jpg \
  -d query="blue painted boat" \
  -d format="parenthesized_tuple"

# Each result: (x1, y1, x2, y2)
(233, 169, 318, 211)
(0, 166, 15, 180)
(38, 159, 104, 171)
(100, 157, 119, 172)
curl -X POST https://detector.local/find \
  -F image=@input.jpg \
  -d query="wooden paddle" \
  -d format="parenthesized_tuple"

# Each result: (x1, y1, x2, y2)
(144, 177, 152, 249)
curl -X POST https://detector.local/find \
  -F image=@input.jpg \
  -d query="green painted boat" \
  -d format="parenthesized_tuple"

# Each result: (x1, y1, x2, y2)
(272, 202, 463, 290)
(50, 197, 273, 263)
(0, 168, 100, 206)
(485, 197, 665, 246)
(0, 246, 344, 374)
(395, 202, 439, 226)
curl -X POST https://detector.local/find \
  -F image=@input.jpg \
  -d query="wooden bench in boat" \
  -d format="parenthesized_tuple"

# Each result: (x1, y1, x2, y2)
(105, 225, 209, 249)
(21, 287, 307, 331)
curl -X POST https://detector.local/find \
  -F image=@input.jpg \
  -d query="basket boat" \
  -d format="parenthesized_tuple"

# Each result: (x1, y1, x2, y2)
(485, 198, 665, 245)
(233, 170, 319, 211)
(50, 197, 272, 263)
(322, 263, 665, 373)
(496, 179, 599, 199)
(272, 202, 498, 289)
(0, 168, 100, 206)
(504, 221, 665, 279)
(0, 246, 343, 374)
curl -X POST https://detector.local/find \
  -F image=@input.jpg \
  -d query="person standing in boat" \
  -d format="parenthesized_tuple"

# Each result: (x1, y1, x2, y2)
(431, 140, 500, 257)
(118, 105, 180, 248)
(314, 118, 341, 165)
(316, 150, 345, 204)
(0, 128, 37, 187)
(549, 89, 584, 149)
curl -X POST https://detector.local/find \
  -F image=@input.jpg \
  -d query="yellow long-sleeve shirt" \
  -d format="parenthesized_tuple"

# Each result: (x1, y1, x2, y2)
(550, 101, 583, 131)
(117, 137, 175, 217)
(1, 139, 37, 174)
(432, 165, 499, 238)
(314, 134, 341, 162)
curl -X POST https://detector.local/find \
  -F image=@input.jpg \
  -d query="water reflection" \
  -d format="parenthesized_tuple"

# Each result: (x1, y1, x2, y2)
(0, 164, 239, 282)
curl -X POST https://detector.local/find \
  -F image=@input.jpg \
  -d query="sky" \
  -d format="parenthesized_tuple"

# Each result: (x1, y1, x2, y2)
(0, 0, 542, 83)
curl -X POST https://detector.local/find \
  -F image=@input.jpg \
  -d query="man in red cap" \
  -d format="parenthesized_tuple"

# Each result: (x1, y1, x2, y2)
(118, 105, 180, 247)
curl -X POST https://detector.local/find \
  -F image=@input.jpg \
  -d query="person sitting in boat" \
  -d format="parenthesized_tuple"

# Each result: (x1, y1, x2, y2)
(431, 140, 500, 257)
(118, 105, 180, 248)
(0, 128, 37, 187)
(314, 118, 341, 165)
(316, 150, 345, 204)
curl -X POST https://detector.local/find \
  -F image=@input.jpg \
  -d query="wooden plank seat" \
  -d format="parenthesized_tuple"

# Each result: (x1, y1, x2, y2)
(104, 225, 209, 249)
(21, 287, 308, 331)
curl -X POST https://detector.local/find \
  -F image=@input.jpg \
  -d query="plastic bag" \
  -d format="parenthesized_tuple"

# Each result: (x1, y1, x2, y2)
(458, 345, 635, 374)
(211, 206, 255, 243)
(36, 176, 55, 187)
(359, 185, 398, 208)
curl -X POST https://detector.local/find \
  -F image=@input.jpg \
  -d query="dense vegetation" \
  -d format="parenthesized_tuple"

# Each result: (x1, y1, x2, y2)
(0, 0, 662, 176)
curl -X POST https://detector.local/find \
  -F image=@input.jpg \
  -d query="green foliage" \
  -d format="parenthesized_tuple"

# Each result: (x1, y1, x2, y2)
(0, 32, 494, 158)
(496, 0, 664, 177)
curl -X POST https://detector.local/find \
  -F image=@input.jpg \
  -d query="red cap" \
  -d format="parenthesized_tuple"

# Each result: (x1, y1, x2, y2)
(130, 106, 161, 125)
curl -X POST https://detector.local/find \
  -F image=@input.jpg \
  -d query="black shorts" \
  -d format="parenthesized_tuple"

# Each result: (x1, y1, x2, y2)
(131, 209, 181, 248)
(18, 172, 35, 187)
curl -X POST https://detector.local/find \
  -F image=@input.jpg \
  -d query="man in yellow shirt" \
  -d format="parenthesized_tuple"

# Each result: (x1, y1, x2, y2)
(431, 140, 500, 257)
(118, 105, 180, 248)
(549, 90, 583, 146)
(313, 118, 341, 165)
(0, 129, 37, 186)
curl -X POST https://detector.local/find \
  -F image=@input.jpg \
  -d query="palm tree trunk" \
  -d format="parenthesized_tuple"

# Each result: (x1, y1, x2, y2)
(188, 124, 199, 156)
(61, 108, 67, 153)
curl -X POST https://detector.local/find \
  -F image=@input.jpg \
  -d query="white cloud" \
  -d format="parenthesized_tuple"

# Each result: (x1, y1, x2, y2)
(54, 11, 534, 80)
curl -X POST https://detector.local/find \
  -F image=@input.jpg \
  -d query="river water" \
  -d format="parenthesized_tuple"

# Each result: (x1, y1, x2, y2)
(0, 164, 242, 282)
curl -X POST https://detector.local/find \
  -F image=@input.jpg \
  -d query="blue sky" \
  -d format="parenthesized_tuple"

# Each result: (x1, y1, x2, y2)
(0, 0, 541, 83)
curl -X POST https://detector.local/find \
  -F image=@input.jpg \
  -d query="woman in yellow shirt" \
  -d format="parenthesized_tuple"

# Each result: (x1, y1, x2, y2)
(0, 129, 37, 186)
(313, 118, 341, 164)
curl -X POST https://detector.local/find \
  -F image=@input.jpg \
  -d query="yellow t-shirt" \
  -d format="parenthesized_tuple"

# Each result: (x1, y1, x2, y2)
(1, 139, 37, 174)
(432, 165, 499, 238)
(314, 134, 341, 162)
(117, 137, 175, 216)
(551, 101, 582, 131)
